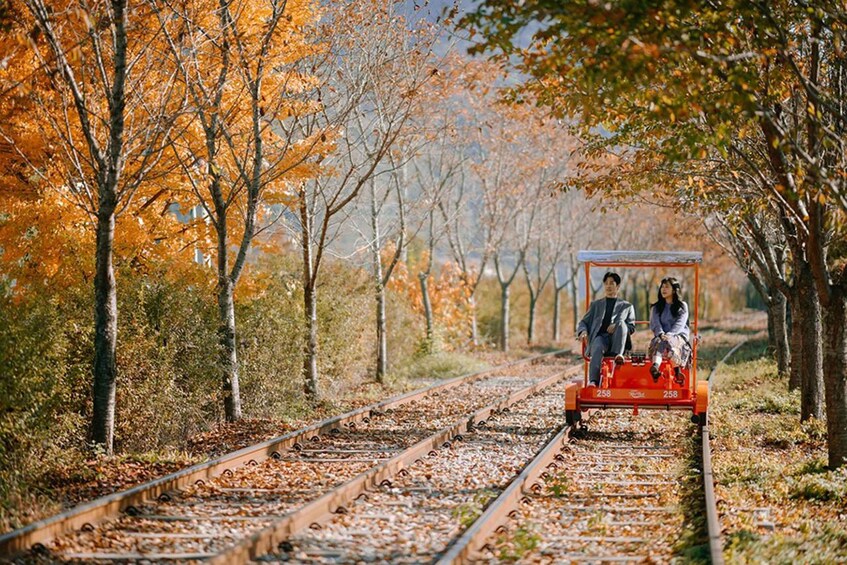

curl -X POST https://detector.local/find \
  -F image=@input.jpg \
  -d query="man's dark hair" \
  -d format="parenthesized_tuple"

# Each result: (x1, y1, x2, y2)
(602, 271, 621, 285)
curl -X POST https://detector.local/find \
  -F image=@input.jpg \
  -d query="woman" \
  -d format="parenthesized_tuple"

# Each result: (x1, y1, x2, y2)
(648, 277, 692, 382)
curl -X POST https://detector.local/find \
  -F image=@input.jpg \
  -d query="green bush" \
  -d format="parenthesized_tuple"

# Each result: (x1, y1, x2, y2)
(237, 256, 375, 418)
(394, 351, 488, 382)
(790, 469, 847, 502)
(114, 273, 220, 452)
(0, 286, 89, 531)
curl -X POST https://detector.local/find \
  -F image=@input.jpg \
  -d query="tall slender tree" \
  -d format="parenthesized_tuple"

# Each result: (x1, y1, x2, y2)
(157, 0, 326, 421)
(2, 0, 182, 453)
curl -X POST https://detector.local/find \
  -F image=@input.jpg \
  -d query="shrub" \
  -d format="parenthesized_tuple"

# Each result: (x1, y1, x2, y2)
(114, 272, 220, 452)
(394, 351, 488, 382)
(790, 469, 847, 502)
(237, 255, 376, 418)
(0, 287, 90, 531)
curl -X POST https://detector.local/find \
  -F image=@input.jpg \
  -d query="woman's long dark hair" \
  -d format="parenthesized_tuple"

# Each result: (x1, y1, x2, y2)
(653, 277, 684, 317)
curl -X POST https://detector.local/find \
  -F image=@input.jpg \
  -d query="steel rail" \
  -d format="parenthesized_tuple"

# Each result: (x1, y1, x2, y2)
(435, 410, 594, 564)
(700, 340, 748, 565)
(207, 365, 581, 564)
(0, 349, 569, 556)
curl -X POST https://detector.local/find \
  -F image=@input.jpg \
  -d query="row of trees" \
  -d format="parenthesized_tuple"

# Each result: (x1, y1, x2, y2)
(463, 0, 847, 467)
(0, 0, 599, 456)
(0, 0, 451, 453)
(0, 0, 745, 458)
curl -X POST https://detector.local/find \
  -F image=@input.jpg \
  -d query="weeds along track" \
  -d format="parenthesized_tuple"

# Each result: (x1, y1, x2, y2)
(466, 409, 697, 564)
(6, 354, 576, 563)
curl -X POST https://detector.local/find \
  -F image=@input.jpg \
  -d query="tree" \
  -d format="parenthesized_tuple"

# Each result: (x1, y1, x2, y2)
(291, 0, 440, 400)
(1, 0, 183, 453)
(463, 0, 847, 464)
(155, 0, 326, 421)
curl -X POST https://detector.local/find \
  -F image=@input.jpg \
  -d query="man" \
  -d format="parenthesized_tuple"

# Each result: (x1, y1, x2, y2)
(576, 271, 636, 387)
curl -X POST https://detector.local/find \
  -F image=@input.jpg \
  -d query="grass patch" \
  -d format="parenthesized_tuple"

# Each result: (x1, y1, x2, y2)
(545, 472, 573, 497)
(393, 351, 488, 382)
(674, 433, 710, 564)
(496, 525, 541, 562)
(451, 489, 497, 529)
(709, 334, 847, 563)
(790, 468, 847, 502)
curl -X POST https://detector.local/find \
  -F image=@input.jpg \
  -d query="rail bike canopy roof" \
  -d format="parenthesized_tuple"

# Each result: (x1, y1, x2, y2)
(577, 250, 703, 266)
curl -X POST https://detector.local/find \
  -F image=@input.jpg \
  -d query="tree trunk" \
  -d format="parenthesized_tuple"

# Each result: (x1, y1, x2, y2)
(630, 281, 639, 320)
(771, 291, 790, 379)
(300, 195, 319, 401)
(798, 265, 824, 421)
(303, 281, 320, 399)
(822, 281, 847, 468)
(500, 283, 510, 352)
(469, 293, 479, 347)
(766, 300, 776, 353)
(527, 295, 537, 346)
(375, 283, 387, 382)
(553, 288, 562, 343)
(217, 275, 242, 422)
(370, 190, 387, 382)
(91, 207, 118, 454)
(788, 289, 803, 391)
(215, 213, 242, 422)
(419, 273, 434, 352)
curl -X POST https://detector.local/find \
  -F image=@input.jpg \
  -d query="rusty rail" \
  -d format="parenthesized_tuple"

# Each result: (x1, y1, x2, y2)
(0, 349, 570, 556)
(701, 420, 724, 565)
(435, 408, 595, 564)
(208, 365, 580, 563)
(700, 340, 747, 565)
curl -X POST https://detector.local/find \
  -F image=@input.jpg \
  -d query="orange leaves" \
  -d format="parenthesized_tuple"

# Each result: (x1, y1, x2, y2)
(387, 256, 472, 347)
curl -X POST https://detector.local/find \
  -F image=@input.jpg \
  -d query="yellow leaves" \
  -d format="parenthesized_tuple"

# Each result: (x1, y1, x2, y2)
(68, 45, 83, 66)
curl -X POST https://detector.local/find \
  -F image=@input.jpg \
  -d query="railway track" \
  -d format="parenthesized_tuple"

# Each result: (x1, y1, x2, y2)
(465, 409, 694, 563)
(260, 380, 572, 563)
(3, 345, 734, 564)
(442, 364, 737, 564)
(2, 352, 576, 563)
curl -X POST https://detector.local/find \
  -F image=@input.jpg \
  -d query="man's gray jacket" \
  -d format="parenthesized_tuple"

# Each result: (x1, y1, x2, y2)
(577, 298, 637, 342)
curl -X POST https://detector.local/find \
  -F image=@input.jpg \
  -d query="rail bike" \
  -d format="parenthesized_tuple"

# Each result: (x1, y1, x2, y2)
(564, 251, 709, 426)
